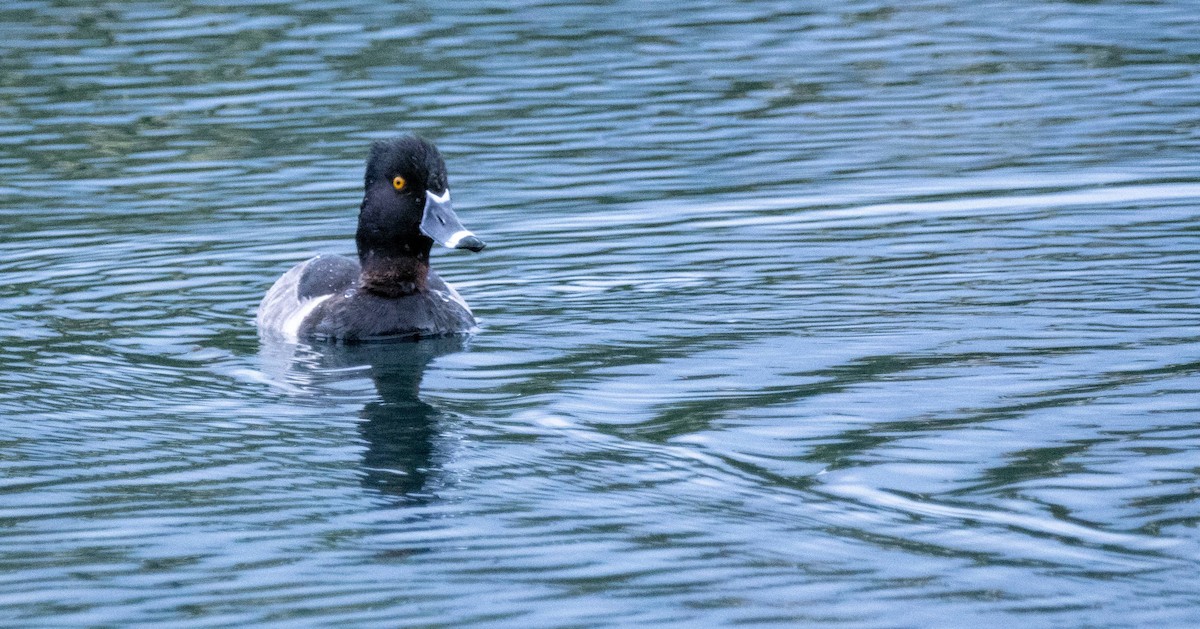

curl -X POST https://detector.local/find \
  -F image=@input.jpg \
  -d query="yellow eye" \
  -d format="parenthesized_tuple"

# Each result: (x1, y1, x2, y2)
(392, 176, 406, 191)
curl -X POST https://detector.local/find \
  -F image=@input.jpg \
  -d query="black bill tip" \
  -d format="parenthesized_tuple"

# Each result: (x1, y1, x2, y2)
(457, 235, 486, 252)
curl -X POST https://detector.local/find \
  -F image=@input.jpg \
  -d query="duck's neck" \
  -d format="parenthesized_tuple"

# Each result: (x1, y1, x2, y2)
(359, 248, 429, 298)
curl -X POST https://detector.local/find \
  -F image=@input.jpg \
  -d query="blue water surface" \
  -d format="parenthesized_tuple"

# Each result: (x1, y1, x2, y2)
(1, 1, 1199, 627)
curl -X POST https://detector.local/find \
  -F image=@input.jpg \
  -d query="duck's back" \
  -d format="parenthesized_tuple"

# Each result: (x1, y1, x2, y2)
(306, 279, 476, 341)
(257, 254, 476, 342)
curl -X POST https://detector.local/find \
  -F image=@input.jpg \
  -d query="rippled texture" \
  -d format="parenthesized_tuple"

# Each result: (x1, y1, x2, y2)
(2, 1, 1199, 626)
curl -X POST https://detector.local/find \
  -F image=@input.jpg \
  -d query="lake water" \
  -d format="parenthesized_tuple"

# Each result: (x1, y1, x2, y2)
(2, 1, 1199, 627)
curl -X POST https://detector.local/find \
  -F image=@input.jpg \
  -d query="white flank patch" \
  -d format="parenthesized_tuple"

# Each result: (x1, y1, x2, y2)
(443, 283, 473, 315)
(444, 229, 474, 248)
(281, 294, 331, 341)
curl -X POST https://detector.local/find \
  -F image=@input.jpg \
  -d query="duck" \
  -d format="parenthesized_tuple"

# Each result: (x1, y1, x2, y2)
(257, 135, 485, 342)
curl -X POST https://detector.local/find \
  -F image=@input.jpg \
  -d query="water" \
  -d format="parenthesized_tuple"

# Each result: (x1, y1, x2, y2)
(2, 1, 1199, 626)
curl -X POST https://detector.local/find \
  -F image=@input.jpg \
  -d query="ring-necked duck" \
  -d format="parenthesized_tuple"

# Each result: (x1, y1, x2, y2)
(257, 135, 485, 342)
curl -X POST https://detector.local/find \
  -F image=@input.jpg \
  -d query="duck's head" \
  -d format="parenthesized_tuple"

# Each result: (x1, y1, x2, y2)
(357, 135, 485, 260)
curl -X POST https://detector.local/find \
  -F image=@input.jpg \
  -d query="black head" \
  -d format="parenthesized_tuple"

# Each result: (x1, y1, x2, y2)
(364, 135, 448, 197)
(356, 135, 485, 262)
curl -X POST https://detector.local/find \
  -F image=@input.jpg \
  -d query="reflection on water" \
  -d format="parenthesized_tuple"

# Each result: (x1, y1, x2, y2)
(261, 337, 468, 502)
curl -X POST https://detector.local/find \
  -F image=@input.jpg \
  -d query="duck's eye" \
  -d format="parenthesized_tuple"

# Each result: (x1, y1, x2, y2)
(392, 176, 406, 191)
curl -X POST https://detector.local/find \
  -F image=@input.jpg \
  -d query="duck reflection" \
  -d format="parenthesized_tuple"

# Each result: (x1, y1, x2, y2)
(348, 337, 466, 500)
(261, 336, 467, 503)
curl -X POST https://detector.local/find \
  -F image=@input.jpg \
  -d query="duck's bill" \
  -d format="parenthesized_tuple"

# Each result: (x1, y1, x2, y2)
(419, 189, 486, 252)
